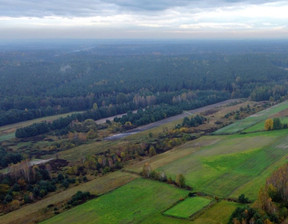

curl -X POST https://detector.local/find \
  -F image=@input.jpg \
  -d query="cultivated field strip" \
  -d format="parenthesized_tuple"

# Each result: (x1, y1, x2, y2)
(214, 101, 288, 134)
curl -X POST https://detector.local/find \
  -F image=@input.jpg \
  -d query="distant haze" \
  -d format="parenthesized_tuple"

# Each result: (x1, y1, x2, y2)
(0, 0, 288, 39)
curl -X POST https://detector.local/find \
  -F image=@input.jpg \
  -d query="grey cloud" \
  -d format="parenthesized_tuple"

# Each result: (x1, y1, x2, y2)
(106, 0, 279, 11)
(0, 0, 109, 17)
(0, 0, 282, 17)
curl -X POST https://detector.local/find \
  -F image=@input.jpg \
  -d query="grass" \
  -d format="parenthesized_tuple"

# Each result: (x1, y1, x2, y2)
(124, 135, 223, 174)
(40, 178, 190, 224)
(192, 200, 244, 224)
(0, 133, 15, 141)
(244, 117, 288, 133)
(214, 101, 288, 134)
(0, 171, 137, 224)
(156, 130, 288, 199)
(229, 149, 288, 199)
(164, 197, 212, 219)
(3, 100, 264, 224)
(40, 102, 288, 224)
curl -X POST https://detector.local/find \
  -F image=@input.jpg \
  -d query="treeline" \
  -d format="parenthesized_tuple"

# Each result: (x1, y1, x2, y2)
(114, 105, 182, 127)
(15, 92, 225, 138)
(114, 94, 226, 128)
(0, 90, 225, 127)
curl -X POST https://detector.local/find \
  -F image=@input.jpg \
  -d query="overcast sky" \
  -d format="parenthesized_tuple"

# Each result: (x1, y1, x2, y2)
(0, 0, 288, 39)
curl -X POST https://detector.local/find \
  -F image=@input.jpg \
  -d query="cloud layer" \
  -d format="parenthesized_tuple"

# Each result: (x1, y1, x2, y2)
(0, 0, 287, 39)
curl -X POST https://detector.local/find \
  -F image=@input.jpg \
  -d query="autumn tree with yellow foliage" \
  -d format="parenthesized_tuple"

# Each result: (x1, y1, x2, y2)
(265, 119, 274, 131)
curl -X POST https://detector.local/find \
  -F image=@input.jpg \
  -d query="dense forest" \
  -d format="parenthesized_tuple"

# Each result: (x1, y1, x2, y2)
(1, 40, 288, 127)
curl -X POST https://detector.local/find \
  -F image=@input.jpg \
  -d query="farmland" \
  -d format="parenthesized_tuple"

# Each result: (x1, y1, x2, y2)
(0, 171, 138, 224)
(192, 201, 244, 224)
(164, 197, 212, 219)
(154, 130, 288, 199)
(39, 177, 239, 224)
(3, 100, 288, 224)
(214, 100, 288, 134)
(244, 117, 288, 133)
(40, 179, 192, 224)
(125, 101, 288, 202)
(2, 40, 288, 224)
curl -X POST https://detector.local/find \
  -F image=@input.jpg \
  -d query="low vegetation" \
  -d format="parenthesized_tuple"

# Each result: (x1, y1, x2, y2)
(2, 96, 288, 223)
(163, 197, 212, 219)
(40, 179, 190, 224)
(214, 101, 288, 134)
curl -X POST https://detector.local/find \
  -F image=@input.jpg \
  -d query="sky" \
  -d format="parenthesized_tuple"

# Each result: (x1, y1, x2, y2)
(0, 0, 288, 39)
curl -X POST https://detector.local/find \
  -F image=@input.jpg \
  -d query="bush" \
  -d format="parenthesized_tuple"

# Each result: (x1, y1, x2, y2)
(83, 176, 88, 182)
(24, 194, 32, 203)
(57, 173, 64, 182)
(12, 183, 20, 192)
(175, 174, 186, 188)
(32, 186, 40, 198)
(62, 180, 69, 189)
(188, 192, 196, 197)
(68, 191, 91, 206)
(238, 194, 249, 203)
(4, 194, 13, 203)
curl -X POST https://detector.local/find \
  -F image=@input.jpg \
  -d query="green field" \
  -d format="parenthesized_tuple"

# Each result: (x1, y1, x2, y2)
(157, 130, 288, 200)
(244, 117, 288, 133)
(214, 101, 288, 134)
(41, 178, 192, 224)
(41, 178, 241, 224)
(192, 201, 244, 224)
(0, 171, 137, 224)
(10, 101, 288, 224)
(164, 197, 212, 219)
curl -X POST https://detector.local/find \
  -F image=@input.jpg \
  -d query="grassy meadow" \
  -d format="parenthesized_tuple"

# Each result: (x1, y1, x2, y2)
(192, 201, 244, 224)
(244, 117, 288, 133)
(40, 178, 244, 224)
(164, 197, 212, 219)
(40, 178, 192, 224)
(214, 101, 288, 134)
(157, 130, 288, 199)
